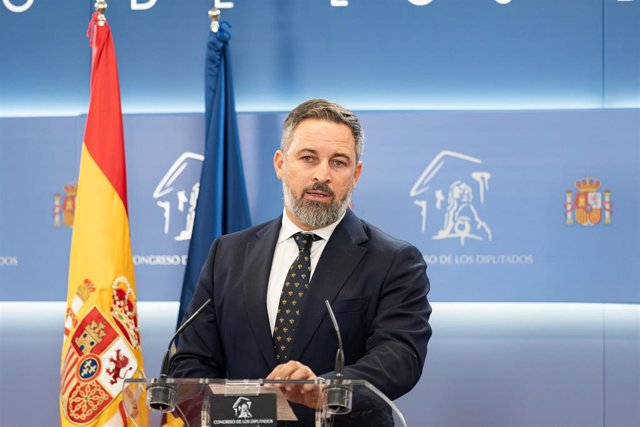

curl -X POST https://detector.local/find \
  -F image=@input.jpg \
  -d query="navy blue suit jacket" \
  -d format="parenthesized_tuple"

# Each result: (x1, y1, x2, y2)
(170, 210, 432, 425)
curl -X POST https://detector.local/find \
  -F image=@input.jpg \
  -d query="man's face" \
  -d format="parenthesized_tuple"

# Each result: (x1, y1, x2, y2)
(274, 118, 363, 230)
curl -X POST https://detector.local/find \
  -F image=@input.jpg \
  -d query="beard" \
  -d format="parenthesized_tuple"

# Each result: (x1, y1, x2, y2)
(283, 179, 353, 229)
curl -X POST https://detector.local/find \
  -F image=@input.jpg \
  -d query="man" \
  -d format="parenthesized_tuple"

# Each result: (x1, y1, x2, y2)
(170, 99, 432, 425)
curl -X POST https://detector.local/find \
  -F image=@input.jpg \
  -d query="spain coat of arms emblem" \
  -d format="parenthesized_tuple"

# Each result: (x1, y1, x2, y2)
(565, 177, 612, 226)
(54, 183, 77, 228)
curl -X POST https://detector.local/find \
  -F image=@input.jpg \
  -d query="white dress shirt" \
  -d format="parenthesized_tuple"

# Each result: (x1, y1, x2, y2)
(266, 210, 345, 334)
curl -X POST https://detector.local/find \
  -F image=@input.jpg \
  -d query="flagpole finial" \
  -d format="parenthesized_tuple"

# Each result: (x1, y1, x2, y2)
(209, 6, 221, 33)
(95, 0, 107, 26)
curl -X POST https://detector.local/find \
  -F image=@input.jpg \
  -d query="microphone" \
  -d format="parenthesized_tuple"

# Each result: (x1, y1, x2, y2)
(147, 298, 212, 412)
(323, 300, 352, 415)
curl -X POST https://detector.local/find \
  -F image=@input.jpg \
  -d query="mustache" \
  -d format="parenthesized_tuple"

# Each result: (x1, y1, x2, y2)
(303, 182, 335, 197)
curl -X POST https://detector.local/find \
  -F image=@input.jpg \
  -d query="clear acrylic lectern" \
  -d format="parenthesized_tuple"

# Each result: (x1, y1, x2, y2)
(123, 377, 408, 427)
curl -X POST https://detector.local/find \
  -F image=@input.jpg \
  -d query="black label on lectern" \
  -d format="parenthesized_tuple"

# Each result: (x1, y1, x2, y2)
(210, 393, 277, 425)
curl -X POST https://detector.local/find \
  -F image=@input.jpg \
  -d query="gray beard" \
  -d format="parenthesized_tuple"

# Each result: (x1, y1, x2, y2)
(282, 180, 352, 229)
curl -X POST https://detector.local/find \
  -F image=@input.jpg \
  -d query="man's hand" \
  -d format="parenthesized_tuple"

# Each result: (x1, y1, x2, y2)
(266, 361, 322, 409)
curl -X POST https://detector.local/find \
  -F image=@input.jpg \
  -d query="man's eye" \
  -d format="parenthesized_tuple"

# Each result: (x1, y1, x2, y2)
(332, 159, 347, 167)
(302, 156, 315, 162)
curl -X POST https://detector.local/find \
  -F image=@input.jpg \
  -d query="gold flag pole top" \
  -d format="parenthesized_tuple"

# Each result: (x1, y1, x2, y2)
(95, 0, 107, 26)
(209, 5, 221, 33)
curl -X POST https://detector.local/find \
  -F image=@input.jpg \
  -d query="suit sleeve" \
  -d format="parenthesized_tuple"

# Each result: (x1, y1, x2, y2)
(332, 244, 432, 400)
(169, 238, 227, 379)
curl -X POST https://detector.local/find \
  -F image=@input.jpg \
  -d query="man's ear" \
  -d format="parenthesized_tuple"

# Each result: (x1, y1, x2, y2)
(274, 150, 284, 180)
(353, 161, 363, 186)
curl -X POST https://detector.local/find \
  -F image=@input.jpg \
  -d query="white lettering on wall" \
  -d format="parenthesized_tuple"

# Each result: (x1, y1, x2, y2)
(215, 0, 235, 8)
(408, 0, 433, 6)
(3, 0, 34, 13)
(131, 0, 157, 11)
(0, 256, 19, 266)
(0, 0, 532, 14)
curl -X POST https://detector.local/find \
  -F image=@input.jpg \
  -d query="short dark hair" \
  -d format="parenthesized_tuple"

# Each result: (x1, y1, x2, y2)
(281, 99, 364, 161)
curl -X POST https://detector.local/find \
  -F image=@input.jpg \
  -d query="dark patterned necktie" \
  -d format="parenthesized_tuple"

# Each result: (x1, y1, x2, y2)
(273, 232, 320, 362)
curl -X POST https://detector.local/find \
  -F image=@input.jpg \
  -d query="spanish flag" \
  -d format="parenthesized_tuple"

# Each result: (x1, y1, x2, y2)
(60, 12, 146, 426)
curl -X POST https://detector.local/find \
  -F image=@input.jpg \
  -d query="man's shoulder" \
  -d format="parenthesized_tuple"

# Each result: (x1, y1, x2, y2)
(345, 211, 419, 255)
(360, 219, 416, 251)
(217, 217, 280, 244)
(342, 213, 427, 281)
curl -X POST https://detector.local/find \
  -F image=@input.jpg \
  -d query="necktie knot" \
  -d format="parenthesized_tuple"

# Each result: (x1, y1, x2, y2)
(293, 232, 319, 252)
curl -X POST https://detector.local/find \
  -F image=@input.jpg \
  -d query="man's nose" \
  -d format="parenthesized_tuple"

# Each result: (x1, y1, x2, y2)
(312, 161, 331, 182)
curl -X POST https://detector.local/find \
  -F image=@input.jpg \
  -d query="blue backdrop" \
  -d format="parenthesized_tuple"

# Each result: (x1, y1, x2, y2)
(1, 110, 639, 303)
(0, 2, 639, 426)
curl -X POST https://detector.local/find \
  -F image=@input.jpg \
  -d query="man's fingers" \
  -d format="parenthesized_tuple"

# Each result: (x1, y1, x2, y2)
(266, 360, 319, 402)
(266, 361, 295, 380)
(266, 360, 320, 408)
(267, 361, 316, 380)
(287, 364, 316, 380)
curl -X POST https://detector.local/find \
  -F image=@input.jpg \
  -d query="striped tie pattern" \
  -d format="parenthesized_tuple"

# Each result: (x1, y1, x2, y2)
(273, 232, 320, 362)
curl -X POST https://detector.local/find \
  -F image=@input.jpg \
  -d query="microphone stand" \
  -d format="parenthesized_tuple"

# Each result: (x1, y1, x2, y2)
(147, 298, 212, 412)
(323, 300, 353, 415)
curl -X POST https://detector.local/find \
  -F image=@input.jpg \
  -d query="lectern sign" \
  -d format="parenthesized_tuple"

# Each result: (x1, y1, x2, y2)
(210, 394, 277, 425)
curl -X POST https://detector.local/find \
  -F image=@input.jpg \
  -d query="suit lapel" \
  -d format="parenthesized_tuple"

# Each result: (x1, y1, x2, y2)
(243, 218, 281, 369)
(290, 210, 368, 361)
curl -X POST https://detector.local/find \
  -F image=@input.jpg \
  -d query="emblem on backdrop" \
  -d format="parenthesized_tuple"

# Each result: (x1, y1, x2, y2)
(53, 182, 77, 228)
(410, 150, 492, 246)
(153, 152, 204, 241)
(565, 177, 612, 226)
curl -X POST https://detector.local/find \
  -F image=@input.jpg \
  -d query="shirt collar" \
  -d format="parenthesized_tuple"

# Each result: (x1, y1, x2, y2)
(278, 209, 346, 243)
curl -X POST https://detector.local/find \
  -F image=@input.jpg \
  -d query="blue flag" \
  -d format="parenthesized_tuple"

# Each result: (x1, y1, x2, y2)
(177, 24, 251, 328)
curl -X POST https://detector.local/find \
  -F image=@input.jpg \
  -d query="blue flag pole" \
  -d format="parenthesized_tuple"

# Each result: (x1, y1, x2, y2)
(176, 22, 251, 328)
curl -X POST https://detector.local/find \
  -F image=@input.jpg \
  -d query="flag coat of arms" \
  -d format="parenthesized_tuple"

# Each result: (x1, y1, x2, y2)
(60, 12, 146, 426)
